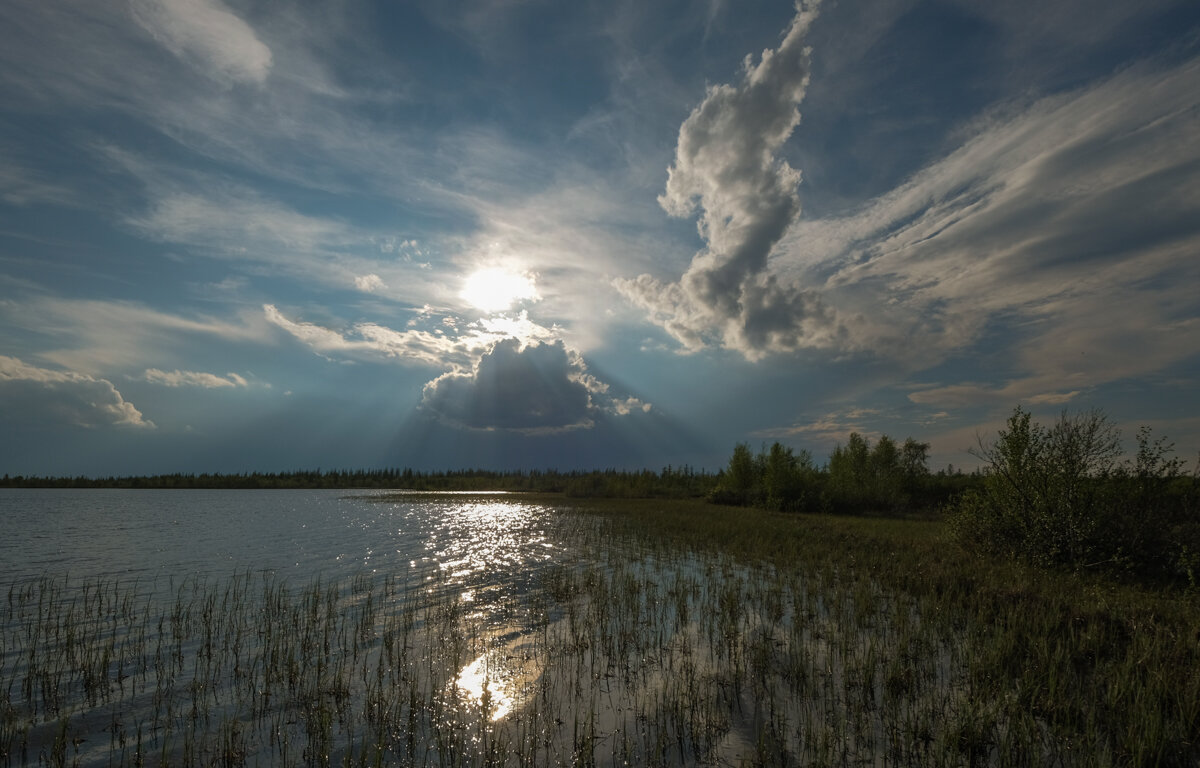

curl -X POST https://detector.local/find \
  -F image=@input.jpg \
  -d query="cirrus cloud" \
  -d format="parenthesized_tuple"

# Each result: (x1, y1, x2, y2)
(143, 368, 249, 388)
(130, 0, 273, 86)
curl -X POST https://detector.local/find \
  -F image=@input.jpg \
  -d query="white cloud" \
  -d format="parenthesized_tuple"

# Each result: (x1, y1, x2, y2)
(354, 273, 387, 293)
(0, 355, 154, 429)
(615, 1, 836, 360)
(143, 368, 249, 388)
(611, 396, 652, 416)
(0, 155, 79, 207)
(126, 183, 352, 256)
(907, 382, 1081, 409)
(130, 0, 272, 85)
(620, 16, 1200, 394)
(263, 305, 651, 427)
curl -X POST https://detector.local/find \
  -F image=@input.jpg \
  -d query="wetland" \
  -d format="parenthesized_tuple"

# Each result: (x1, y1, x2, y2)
(1, 489, 1197, 766)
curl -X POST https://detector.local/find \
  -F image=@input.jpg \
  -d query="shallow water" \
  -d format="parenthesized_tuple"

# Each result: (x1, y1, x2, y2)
(0, 490, 1039, 767)
(0, 489, 592, 766)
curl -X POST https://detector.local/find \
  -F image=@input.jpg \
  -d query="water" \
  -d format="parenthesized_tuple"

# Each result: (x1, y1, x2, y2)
(0, 489, 565, 592)
(0, 489, 593, 767)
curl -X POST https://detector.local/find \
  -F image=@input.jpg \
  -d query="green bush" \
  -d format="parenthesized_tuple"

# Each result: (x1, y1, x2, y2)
(949, 407, 1200, 582)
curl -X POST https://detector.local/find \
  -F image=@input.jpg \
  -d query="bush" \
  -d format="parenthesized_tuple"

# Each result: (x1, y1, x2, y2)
(949, 407, 1200, 582)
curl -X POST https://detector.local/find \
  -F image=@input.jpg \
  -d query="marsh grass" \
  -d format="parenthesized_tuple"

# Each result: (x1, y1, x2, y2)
(2, 497, 1197, 766)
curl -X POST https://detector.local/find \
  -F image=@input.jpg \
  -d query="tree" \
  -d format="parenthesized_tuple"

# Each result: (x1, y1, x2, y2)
(900, 438, 930, 480)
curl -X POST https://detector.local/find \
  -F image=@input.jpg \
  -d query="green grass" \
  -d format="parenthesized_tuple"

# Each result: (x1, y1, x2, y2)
(563, 497, 1200, 765)
(2, 497, 1197, 766)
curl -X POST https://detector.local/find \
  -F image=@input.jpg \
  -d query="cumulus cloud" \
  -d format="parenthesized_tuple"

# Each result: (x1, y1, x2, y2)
(130, 0, 272, 85)
(616, 1, 838, 360)
(0, 355, 154, 429)
(618, 3, 1200, 392)
(143, 368, 248, 388)
(263, 305, 649, 429)
(354, 273, 386, 293)
(420, 340, 595, 433)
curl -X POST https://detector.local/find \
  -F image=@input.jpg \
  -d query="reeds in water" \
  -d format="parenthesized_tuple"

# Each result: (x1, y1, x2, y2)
(3, 500, 1197, 766)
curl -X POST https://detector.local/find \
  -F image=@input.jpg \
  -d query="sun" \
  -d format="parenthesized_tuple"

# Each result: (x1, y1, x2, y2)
(461, 268, 539, 312)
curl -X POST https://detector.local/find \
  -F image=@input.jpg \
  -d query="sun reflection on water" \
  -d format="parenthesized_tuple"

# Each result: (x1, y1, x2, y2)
(456, 652, 515, 721)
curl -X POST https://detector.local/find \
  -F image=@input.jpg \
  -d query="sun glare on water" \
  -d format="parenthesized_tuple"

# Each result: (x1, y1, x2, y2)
(461, 268, 539, 312)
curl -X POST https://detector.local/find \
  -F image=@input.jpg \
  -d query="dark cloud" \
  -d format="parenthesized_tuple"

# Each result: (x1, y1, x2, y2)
(420, 339, 594, 433)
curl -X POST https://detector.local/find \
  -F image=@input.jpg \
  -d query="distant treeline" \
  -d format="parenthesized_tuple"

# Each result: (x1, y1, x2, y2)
(707, 435, 975, 515)
(0, 465, 719, 498)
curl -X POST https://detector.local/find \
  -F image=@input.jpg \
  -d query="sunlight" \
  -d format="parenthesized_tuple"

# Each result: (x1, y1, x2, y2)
(461, 268, 539, 312)
(456, 652, 515, 721)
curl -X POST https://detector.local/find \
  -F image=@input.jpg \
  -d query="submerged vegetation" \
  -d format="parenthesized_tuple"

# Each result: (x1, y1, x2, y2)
(2, 496, 1198, 767)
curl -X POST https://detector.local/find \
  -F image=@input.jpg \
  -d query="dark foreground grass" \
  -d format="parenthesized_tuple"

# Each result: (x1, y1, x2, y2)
(566, 497, 1200, 765)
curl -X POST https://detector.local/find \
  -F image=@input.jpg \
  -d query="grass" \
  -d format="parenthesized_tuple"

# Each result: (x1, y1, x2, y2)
(2, 496, 1197, 766)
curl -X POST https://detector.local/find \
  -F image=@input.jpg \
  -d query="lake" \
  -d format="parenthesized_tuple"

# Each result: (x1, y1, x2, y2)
(0, 488, 568, 592)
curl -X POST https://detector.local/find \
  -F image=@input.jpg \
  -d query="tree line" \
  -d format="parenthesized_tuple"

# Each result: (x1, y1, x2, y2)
(707, 433, 973, 514)
(0, 465, 717, 497)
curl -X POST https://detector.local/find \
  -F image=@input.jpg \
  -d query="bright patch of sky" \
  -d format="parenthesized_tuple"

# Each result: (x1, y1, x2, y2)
(1, 0, 1198, 475)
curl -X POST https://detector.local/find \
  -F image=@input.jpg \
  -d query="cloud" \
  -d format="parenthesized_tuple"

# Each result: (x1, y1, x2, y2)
(0, 355, 154, 429)
(264, 304, 558, 368)
(420, 340, 595, 433)
(616, 2, 1200, 384)
(130, 0, 272, 85)
(354, 274, 387, 293)
(263, 303, 650, 428)
(110, 157, 448, 305)
(754, 407, 880, 442)
(907, 382, 1081, 409)
(0, 295, 270, 375)
(772, 56, 1200, 395)
(616, 1, 838, 360)
(143, 368, 248, 388)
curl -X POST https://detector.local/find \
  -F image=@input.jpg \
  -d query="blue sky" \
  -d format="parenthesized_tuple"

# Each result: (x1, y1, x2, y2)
(2, 0, 1198, 476)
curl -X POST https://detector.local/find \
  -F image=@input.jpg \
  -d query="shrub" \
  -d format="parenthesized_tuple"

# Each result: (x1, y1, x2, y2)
(950, 407, 1200, 581)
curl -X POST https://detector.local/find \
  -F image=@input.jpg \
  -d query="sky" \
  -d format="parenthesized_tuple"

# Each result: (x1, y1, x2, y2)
(2, 0, 1199, 477)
